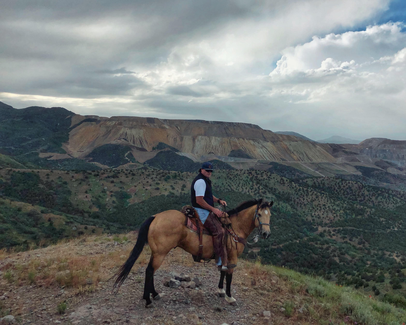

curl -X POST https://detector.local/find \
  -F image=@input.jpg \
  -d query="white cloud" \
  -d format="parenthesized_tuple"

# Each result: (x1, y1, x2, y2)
(2, 0, 406, 140)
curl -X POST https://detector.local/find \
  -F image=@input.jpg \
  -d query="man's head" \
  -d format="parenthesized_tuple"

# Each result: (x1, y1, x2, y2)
(200, 162, 213, 177)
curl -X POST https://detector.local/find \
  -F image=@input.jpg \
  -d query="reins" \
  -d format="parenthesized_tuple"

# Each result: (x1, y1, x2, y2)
(221, 200, 271, 247)
(220, 204, 247, 247)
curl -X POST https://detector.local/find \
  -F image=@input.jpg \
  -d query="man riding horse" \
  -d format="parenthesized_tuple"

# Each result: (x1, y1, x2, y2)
(191, 162, 229, 270)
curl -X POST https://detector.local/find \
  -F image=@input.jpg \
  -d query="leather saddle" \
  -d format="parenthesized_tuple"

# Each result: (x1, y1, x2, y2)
(181, 205, 211, 262)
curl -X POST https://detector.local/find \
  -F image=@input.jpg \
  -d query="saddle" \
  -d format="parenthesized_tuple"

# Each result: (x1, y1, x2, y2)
(181, 206, 246, 264)
(181, 205, 211, 262)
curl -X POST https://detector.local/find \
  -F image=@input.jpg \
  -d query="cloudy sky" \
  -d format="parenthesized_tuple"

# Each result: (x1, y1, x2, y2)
(1, 0, 406, 141)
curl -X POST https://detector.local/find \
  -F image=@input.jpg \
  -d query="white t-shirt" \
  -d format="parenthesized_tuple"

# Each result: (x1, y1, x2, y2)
(194, 179, 210, 223)
(194, 179, 206, 196)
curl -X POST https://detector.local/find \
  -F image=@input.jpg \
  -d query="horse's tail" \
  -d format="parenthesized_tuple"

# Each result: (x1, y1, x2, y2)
(113, 216, 155, 290)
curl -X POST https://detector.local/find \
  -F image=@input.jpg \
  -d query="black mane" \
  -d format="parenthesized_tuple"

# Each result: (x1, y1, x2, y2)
(227, 198, 263, 217)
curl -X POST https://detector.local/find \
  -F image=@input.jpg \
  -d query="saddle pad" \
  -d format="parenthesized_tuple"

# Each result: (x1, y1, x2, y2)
(186, 218, 211, 236)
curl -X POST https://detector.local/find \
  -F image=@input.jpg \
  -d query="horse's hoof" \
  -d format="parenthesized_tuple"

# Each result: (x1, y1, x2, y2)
(218, 288, 226, 297)
(153, 294, 161, 301)
(145, 303, 154, 308)
(225, 295, 237, 306)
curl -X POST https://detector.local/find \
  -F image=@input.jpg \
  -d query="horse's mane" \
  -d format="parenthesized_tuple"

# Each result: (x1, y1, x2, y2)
(227, 198, 263, 217)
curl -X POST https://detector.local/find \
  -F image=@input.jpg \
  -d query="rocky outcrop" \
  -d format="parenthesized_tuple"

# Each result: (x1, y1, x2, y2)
(64, 116, 336, 163)
(358, 138, 406, 166)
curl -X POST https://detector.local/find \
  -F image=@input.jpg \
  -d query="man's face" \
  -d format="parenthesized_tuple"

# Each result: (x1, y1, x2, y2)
(201, 169, 212, 178)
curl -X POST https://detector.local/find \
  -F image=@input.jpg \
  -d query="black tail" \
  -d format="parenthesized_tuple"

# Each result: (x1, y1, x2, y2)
(113, 216, 155, 290)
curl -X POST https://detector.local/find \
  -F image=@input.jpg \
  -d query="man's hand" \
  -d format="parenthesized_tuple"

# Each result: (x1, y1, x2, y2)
(212, 207, 224, 218)
(218, 199, 227, 206)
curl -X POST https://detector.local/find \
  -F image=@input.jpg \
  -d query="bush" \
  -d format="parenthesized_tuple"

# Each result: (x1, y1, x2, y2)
(382, 293, 406, 309)
(57, 302, 67, 314)
(282, 301, 295, 317)
(28, 271, 36, 284)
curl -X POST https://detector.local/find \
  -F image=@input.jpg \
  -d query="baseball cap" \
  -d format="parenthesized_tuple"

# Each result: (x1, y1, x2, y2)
(201, 162, 213, 171)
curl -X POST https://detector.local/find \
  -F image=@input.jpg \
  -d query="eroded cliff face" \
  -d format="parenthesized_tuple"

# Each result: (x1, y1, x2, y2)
(358, 138, 406, 166)
(64, 115, 336, 163)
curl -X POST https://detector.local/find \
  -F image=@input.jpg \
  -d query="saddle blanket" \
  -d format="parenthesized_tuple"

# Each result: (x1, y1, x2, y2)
(185, 217, 211, 236)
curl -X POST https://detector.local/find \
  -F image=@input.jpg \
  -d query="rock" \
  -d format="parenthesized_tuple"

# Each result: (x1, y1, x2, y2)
(0, 315, 16, 324)
(214, 305, 223, 312)
(186, 281, 196, 289)
(187, 313, 200, 323)
(192, 277, 202, 287)
(263, 311, 271, 317)
(174, 272, 191, 282)
(164, 278, 181, 288)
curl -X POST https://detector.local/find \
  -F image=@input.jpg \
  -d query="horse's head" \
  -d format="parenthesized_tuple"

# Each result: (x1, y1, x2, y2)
(254, 200, 274, 239)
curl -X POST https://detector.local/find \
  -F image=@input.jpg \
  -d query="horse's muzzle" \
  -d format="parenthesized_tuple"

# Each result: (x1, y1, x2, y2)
(262, 231, 270, 239)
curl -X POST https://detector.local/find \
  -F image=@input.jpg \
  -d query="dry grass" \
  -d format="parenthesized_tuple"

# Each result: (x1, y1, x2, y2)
(2, 233, 406, 324)
(0, 233, 146, 291)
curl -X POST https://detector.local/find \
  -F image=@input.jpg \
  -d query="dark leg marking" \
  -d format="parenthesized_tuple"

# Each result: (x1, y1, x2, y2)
(218, 270, 226, 289)
(226, 273, 233, 298)
(143, 260, 154, 306)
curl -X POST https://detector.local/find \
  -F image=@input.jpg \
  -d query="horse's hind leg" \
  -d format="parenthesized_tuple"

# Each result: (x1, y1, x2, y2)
(143, 255, 166, 307)
(143, 259, 154, 307)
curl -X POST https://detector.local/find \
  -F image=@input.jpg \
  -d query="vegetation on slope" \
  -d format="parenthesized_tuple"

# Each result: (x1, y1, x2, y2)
(86, 144, 137, 168)
(1, 166, 406, 306)
(144, 151, 234, 172)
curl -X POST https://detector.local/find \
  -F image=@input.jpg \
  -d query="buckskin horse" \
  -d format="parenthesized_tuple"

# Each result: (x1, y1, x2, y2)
(113, 198, 273, 307)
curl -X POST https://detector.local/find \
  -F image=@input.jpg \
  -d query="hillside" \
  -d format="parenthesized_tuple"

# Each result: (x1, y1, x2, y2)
(1, 233, 405, 324)
(318, 136, 361, 144)
(275, 131, 314, 142)
(0, 101, 336, 168)
(2, 101, 406, 189)
(1, 166, 406, 304)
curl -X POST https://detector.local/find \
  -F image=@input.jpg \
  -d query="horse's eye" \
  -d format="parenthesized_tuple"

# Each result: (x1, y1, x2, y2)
(258, 213, 261, 217)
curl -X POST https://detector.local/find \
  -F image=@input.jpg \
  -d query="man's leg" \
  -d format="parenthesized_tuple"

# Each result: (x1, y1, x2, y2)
(204, 213, 228, 267)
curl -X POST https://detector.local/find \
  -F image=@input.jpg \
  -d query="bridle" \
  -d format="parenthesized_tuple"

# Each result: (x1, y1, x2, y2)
(247, 202, 271, 245)
(253, 203, 270, 232)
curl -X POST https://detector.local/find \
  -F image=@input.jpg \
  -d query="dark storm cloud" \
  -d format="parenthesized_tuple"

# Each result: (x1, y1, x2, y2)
(1, 0, 406, 140)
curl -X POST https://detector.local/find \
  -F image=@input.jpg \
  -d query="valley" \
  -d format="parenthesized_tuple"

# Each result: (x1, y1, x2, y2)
(1, 101, 406, 315)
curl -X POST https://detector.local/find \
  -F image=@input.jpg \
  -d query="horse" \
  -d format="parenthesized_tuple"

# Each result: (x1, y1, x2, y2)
(113, 198, 274, 307)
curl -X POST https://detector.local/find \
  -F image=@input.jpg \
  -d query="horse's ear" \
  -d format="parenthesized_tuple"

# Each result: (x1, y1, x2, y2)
(270, 201, 274, 207)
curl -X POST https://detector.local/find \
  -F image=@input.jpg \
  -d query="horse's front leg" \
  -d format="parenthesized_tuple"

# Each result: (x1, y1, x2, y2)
(217, 271, 226, 297)
(225, 270, 237, 305)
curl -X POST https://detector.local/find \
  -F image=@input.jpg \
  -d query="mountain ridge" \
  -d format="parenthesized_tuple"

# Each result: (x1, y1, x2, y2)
(1, 101, 406, 172)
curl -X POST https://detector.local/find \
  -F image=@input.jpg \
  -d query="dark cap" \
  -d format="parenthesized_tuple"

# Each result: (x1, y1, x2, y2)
(201, 162, 213, 171)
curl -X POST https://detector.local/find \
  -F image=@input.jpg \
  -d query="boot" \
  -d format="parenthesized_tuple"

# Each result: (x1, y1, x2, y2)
(204, 213, 228, 267)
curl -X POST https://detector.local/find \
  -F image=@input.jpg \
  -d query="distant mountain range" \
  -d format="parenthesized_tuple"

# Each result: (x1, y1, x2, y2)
(1, 101, 406, 188)
(317, 135, 361, 144)
(275, 131, 314, 142)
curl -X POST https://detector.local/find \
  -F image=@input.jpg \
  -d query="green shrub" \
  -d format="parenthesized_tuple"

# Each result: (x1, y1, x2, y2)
(382, 293, 406, 309)
(28, 271, 36, 284)
(283, 301, 294, 317)
(57, 302, 67, 314)
(3, 271, 12, 283)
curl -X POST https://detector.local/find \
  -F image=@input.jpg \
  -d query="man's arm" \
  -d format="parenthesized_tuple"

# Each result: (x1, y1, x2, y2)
(196, 196, 223, 218)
